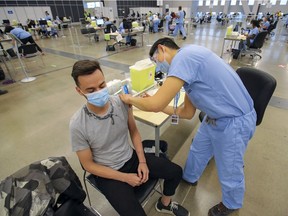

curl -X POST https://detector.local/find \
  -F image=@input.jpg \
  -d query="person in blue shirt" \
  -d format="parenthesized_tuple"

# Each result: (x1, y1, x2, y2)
(120, 37, 256, 216)
(173, 6, 186, 40)
(239, 20, 260, 51)
(246, 20, 260, 47)
(119, 18, 132, 45)
(4, 26, 43, 54)
(164, 12, 172, 34)
(152, 15, 160, 33)
(261, 16, 270, 30)
(45, 11, 52, 21)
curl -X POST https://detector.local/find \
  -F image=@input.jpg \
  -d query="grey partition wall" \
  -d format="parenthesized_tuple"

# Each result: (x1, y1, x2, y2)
(116, 0, 158, 17)
(0, 0, 84, 22)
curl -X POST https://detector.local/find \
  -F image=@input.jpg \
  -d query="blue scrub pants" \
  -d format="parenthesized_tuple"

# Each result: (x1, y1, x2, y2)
(173, 23, 186, 37)
(183, 110, 256, 209)
(166, 23, 169, 34)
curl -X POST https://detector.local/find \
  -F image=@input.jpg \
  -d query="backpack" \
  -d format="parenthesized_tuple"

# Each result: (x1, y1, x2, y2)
(130, 39, 137, 46)
(106, 45, 116, 51)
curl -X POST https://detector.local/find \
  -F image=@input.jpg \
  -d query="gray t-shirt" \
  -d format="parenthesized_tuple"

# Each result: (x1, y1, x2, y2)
(70, 95, 133, 170)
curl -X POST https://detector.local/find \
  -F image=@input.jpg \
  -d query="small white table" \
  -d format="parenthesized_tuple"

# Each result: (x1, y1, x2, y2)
(133, 92, 185, 156)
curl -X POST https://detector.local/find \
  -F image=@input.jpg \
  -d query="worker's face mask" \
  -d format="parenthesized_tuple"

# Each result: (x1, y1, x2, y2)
(151, 49, 170, 74)
(84, 87, 109, 107)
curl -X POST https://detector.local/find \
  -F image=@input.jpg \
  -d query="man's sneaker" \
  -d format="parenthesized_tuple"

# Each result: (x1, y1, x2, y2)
(208, 202, 236, 216)
(183, 37, 186, 40)
(155, 197, 190, 216)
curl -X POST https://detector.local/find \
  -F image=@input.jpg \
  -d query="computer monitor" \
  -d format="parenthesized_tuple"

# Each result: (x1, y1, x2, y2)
(39, 20, 48, 25)
(2, 19, 10, 25)
(96, 19, 104, 26)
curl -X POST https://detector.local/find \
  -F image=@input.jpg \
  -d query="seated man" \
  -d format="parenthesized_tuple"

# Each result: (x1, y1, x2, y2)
(119, 18, 132, 45)
(261, 16, 270, 31)
(238, 20, 260, 51)
(4, 26, 44, 54)
(70, 60, 190, 216)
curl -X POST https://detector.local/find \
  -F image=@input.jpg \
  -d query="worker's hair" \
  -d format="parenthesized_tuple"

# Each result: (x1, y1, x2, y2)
(149, 37, 180, 57)
(71, 60, 103, 86)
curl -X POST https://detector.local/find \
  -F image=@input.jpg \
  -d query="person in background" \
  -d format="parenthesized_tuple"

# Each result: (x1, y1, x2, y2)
(239, 19, 260, 51)
(164, 12, 172, 34)
(44, 11, 52, 21)
(120, 37, 256, 216)
(261, 16, 270, 30)
(70, 59, 190, 216)
(152, 14, 160, 33)
(4, 26, 44, 54)
(119, 18, 132, 45)
(173, 6, 186, 40)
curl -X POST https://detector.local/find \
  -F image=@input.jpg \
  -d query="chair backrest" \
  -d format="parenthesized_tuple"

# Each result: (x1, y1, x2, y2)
(250, 31, 268, 49)
(236, 67, 276, 125)
(272, 20, 278, 30)
(104, 24, 112, 34)
(6, 33, 23, 45)
(88, 28, 96, 33)
(80, 28, 89, 34)
(198, 67, 277, 126)
(111, 25, 117, 33)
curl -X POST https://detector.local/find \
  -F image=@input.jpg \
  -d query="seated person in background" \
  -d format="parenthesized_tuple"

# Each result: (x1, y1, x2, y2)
(70, 60, 190, 216)
(4, 25, 44, 54)
(239, 20, 260, 51)
(261, 16, 270, 31)
(27, 19, 36, 28)
(119, 18, 132, 45)
(104, 17, 112, 26)
(54, 16, 62, 29)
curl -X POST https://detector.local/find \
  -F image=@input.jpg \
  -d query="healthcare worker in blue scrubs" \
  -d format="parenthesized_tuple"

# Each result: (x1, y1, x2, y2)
(120, 37, 256, 216)
(173, 6, 186, 40)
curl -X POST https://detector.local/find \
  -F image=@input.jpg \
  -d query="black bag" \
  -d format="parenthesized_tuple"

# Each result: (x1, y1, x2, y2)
(94, 34, 99, 42)
(232, 49, 240, 59)
(6, 48, 17, 58)
(130, 38, 137, 46)
(0, 65, 5, 80)
(55, 200, 99, 216)
(106, 45, 115, 51)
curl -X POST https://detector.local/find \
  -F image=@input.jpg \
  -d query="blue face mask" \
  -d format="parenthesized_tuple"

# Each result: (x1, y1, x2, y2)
(85, 87, 109, 107)
(156, 51, 170, 74)
(157, 60, 170, 74)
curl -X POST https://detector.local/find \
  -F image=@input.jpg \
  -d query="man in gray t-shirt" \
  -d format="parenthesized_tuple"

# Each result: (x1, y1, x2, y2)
(70, 60, 190, 216)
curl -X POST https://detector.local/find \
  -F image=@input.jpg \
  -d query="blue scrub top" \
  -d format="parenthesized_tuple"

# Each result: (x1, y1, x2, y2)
(248, 27, 259, 44)
(11, 28, 31, 39)
(167, 45, 254, 119)
(175, 10, 185, 24)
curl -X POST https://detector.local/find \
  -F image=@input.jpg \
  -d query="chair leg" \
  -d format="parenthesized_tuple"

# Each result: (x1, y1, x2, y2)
(83, 171, 92, 207)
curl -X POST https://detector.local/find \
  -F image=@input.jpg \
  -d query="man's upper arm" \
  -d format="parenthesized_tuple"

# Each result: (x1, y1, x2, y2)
(77, 148, 94, 170)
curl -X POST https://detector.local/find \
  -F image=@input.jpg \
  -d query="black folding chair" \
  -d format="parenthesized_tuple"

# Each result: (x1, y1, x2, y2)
(199, 67, 277, 126)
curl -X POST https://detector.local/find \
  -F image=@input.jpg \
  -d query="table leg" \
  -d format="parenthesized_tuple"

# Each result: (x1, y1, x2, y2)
(155, 126, 160, 157)
(220, 38, 225, 58)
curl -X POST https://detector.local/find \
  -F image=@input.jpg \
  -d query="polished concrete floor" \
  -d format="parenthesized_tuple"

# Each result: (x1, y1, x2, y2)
(0, 20, 288, 216)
